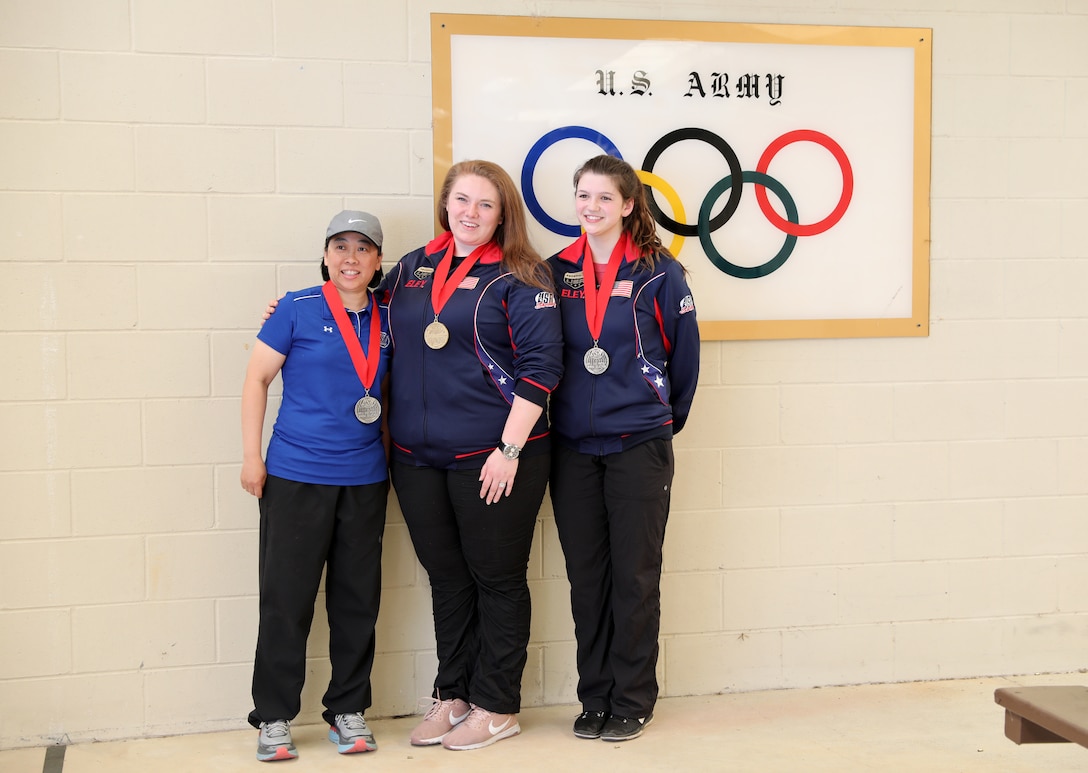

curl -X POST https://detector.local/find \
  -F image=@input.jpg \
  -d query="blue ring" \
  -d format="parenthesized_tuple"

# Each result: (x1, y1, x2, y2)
(699, 171, 799, 279)
(521, 126, 623, 237)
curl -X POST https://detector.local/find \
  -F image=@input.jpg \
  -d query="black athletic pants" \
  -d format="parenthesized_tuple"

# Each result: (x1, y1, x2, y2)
(248, 475, 386, 728)
(550, 439, 673, 718)
(392, 454, 548, 715)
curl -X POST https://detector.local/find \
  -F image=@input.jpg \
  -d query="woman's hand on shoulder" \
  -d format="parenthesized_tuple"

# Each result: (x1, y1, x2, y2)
(260, 297, 281, 324)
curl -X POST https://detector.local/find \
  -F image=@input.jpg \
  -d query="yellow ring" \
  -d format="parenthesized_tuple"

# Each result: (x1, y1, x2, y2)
(636, 169, 686, 257)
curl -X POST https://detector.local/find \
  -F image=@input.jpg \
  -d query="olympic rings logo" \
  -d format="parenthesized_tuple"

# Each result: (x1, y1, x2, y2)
(520, 126, 854, 278)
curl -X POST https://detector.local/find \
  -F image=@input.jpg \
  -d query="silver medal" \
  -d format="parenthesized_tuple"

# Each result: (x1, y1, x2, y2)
(583, 346, 610, 375)
(354, 395, 382, 424)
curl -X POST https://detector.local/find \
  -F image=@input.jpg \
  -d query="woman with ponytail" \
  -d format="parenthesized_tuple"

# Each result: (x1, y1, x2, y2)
(546, 154, 700, 743)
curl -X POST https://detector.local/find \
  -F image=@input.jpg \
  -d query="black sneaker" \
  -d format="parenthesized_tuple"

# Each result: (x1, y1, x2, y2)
(572, 710, 608, 739)
(600, 712, 653, 742)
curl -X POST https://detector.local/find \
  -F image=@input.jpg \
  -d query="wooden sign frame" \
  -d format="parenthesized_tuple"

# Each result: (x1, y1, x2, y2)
(431, 14, 932, 340)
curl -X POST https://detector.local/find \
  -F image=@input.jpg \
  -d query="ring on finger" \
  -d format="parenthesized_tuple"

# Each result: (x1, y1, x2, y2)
(497, 481, 506, 488)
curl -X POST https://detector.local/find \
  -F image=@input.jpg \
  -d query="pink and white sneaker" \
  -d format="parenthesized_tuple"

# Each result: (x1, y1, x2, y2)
(410, 696, 472, 746)
(441, 705, 520, 750)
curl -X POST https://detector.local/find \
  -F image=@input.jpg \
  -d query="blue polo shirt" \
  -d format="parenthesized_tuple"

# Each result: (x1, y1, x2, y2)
(258, 285, 391, 486)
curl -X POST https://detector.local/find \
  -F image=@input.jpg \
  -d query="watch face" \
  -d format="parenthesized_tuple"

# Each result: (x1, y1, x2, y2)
(503, 444, 520, 459)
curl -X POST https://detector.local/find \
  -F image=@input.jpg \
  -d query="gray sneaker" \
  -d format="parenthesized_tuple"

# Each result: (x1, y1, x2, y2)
(256, 719, 297, 762)
(328, 712, 377, 753)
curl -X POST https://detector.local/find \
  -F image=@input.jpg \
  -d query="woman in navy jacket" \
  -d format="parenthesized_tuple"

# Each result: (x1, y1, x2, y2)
(546, 154, 700, 742)
(383, 160, 563, 751)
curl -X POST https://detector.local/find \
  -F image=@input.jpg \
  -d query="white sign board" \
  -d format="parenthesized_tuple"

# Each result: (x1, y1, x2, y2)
(432, 15, 931, 340)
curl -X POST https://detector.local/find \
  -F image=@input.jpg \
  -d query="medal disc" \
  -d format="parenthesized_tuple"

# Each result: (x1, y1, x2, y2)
(424, 320, 450, 349)
(583, 346, 610, 375)
(354, 396, 382, 424)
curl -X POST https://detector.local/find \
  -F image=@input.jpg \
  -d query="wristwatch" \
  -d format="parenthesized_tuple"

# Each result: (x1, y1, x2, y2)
(499, 441, 522, 460)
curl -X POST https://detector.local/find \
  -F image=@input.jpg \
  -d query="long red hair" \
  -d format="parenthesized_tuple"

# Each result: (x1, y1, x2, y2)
(438, 160, 553, 291)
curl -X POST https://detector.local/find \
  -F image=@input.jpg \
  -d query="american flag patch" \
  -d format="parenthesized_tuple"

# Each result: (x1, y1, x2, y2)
(611, 280, 633, 298)
(458, 276, 479, 290)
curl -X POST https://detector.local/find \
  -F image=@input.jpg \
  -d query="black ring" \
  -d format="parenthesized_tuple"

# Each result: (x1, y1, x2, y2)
(641, 128, 743, 237)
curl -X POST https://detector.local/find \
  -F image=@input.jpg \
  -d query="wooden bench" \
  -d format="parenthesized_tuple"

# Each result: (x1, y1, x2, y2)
(994, 686, 1088, 748)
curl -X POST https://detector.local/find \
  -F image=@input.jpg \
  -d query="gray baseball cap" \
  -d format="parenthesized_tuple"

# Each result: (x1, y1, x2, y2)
(326, 210, 383, 249)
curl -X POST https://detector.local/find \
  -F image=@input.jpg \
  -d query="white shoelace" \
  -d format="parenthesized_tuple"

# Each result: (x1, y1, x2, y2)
(262, 720, 290, 739)
(336, 713, 368, 731)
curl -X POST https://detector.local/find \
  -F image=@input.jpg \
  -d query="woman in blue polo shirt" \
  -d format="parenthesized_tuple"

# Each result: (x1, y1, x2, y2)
(241, 211, 391, 762)
(258, 167, 565, 753)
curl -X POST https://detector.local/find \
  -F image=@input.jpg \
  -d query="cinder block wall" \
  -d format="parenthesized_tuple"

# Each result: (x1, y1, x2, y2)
(2, 0, 1087, 750)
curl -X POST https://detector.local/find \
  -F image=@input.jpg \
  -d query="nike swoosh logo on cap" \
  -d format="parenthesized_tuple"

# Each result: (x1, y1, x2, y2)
(348, 219, 365, 223)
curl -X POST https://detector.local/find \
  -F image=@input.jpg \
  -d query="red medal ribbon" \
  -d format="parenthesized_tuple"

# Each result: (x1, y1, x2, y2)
(321, 281, 381, 394)
(428, 234, 502, 317)
(579, 232, 632, 342)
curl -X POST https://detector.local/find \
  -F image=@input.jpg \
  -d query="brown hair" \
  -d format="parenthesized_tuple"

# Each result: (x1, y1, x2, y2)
(573, 154, 677, 271)
(437, 160, 553, 291)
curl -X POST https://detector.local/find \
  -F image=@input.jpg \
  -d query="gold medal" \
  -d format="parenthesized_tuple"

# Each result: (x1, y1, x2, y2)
(424, 320, 450, 349)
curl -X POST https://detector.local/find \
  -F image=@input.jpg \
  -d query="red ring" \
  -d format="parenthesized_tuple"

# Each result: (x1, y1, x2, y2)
(754, 130, 853, 237)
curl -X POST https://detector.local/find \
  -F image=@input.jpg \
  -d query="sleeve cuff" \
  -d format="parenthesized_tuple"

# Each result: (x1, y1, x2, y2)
(513, 380, 550, 409)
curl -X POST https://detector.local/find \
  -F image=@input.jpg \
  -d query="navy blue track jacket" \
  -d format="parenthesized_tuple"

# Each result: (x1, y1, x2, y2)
(380, 236, 564, 469)
(546, 236, 700, 456)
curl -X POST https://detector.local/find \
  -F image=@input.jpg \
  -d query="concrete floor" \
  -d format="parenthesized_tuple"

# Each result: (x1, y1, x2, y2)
(4, 673, 1087, 772)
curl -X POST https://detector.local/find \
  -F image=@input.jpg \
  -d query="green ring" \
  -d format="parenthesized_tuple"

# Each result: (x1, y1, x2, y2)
(699, 171, 799, 279)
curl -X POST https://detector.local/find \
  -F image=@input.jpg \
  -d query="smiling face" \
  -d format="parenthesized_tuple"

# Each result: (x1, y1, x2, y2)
(323, 232, 380, 303)
(445, 173, 503, 254)
(575, 171, 634, 244)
